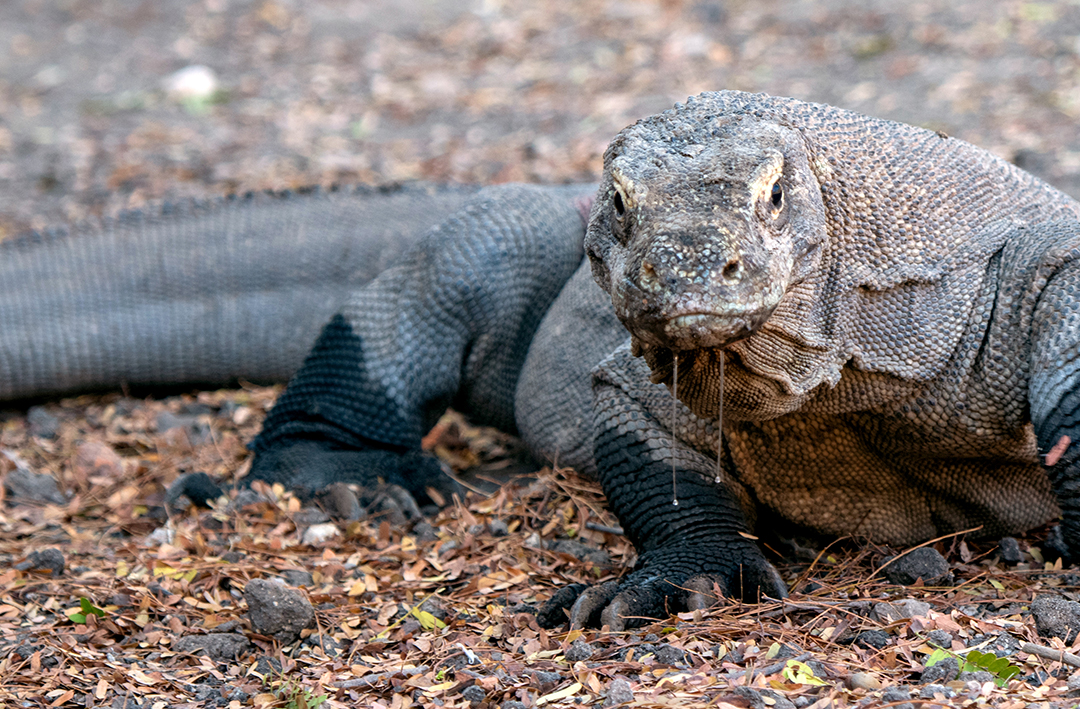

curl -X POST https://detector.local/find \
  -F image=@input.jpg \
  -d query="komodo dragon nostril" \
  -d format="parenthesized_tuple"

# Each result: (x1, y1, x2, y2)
(721, 259, 741, 281)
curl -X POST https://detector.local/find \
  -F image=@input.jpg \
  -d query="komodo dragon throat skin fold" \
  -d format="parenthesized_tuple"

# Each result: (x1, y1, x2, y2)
(7, 91, 1080, 630)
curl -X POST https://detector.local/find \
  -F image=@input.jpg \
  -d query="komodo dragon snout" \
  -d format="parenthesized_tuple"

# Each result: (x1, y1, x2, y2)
(584, 111, 827, 356)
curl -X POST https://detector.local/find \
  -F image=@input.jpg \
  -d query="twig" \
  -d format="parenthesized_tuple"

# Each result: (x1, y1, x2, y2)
(1021, 642, 1080, 668)
(585, 521, 624, 535)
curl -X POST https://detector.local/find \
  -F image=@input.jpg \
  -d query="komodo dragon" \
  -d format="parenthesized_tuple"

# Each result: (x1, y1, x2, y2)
(5, 91, 1080, 630)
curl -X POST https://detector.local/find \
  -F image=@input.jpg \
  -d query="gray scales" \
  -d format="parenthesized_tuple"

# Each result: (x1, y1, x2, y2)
(5, 91, 1080, 630)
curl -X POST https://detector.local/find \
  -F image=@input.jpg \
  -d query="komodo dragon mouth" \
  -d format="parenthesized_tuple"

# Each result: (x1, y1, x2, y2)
(629, 304, 777, 352)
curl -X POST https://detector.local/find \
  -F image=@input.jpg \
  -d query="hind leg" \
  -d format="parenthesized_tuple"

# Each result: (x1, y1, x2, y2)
(247, 184, 592, 502)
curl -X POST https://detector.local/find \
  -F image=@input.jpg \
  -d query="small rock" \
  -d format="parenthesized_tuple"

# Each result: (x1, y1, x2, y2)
(848, 672, 880, 690)
(926, 629, 952, 648)
(3, 466, 66, 505)
(279, 569, 314, 587)
(174, 633, 252, 661)
(413, 521, 439, 542)
(461, 685, 486, 706)
(920, 656, 959, 684)
(998, 537, 1023, 564)
(565, 638, 595, 663)
(544, 538, 611, 565)
(881, 687, 913, 709)
(1032, 594, 1080, 644)
(26, 406, 60, 438)
(301, 522, 340, 545)
(359, 484, 423, 525)
(502, 702, 526, 709)
(883, 547, 952, 586)
(958, 669, 994, 684)
(1067, 672, 1080, 691)
(730, 687, 764, 709)
(758, 689, 796, 709)
(244, 578, 315, 644)
(530, 670, 562, 690)
(965, 632, 1019, 657)
(489, 519, 510, 536)
(293, 508, 330, 526)
(301, 633, 342, 657)
(164, 65, 219, 101)
(919, 683, 955, 699)
(855, 630, 890, 650)
(317, 483, 362, 520)
(604, 678, 634, 706)
(654, 644, 687, 666)
(872, 598, 931, 622)
(17, 548, 65, 576)
(419, 595, 450, 622)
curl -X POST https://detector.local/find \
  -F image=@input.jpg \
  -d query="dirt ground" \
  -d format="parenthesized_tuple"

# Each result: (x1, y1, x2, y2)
(4, 0, 1080, 707)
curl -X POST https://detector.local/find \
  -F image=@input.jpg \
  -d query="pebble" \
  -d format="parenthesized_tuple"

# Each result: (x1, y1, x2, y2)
(174, 633, 252, 661)
(461, 685, 486, 706)
(17, 548, 65, 576)
(920, 656, 959, 684)
(855, 630, 891, 650)
(301, 522, 340, 545)
(26, 406, 60, 438)
(1031, 594, 1080, 644)
(565, 638, 595, 663)
(998, 537, 1023, 564)
(603, 678, 634, 707)
(244, 578, 315, 644)
(872, 599, 931, 622)
(164, 65, 219, 101)
(882, 547, 952, 586)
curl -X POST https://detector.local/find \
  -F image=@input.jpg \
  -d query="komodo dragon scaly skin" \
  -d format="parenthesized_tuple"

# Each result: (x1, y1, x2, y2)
(6, 91, 1080, 630)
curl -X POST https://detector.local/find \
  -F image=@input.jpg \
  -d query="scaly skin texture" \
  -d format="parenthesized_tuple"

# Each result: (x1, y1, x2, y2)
(576, 91, 1080, 627)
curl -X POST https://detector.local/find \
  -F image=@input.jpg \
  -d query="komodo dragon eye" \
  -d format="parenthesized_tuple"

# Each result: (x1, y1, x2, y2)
(770, 180, 783, 209)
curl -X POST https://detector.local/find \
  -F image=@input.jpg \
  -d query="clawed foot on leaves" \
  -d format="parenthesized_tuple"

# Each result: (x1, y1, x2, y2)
(169, 440, 463, 518)
(537, 541, 788, 631)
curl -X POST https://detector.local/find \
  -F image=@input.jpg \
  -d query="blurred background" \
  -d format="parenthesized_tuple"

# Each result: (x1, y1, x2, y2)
(1, 0, 1079, 236)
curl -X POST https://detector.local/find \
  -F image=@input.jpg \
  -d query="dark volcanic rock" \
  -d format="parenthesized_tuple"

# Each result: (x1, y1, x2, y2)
(1031, 594, 1080, 644)
(4, 467, 66, 505)
(244, 578, 315, 644)
(883, 547, 951, 586)
(998, 537, 1023, 564)
(17, 548, 65, 576)
(174, 633, 252, 661)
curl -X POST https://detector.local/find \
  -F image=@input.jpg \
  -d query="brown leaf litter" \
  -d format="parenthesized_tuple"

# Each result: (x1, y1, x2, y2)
(0, 391, 1079, 708)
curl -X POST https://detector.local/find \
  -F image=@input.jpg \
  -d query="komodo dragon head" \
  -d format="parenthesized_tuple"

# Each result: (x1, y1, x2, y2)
(584, 92, 828, 413)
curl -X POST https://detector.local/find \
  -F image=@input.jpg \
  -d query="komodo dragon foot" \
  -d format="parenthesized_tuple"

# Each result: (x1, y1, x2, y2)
(538, 538, 786, 631)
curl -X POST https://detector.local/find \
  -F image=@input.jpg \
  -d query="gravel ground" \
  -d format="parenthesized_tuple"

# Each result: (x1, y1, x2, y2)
(2, 0, 1080, 238)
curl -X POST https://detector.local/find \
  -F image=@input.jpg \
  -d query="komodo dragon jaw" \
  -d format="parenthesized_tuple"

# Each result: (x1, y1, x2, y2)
(583, 110, 827, 360)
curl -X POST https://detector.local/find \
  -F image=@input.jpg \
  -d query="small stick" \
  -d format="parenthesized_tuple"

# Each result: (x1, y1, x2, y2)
(1020, 642, 1080, 668)
(585, 522, 624, 535)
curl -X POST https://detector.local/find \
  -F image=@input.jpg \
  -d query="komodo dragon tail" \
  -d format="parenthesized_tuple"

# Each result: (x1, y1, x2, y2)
(0, 184, 483, 402)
